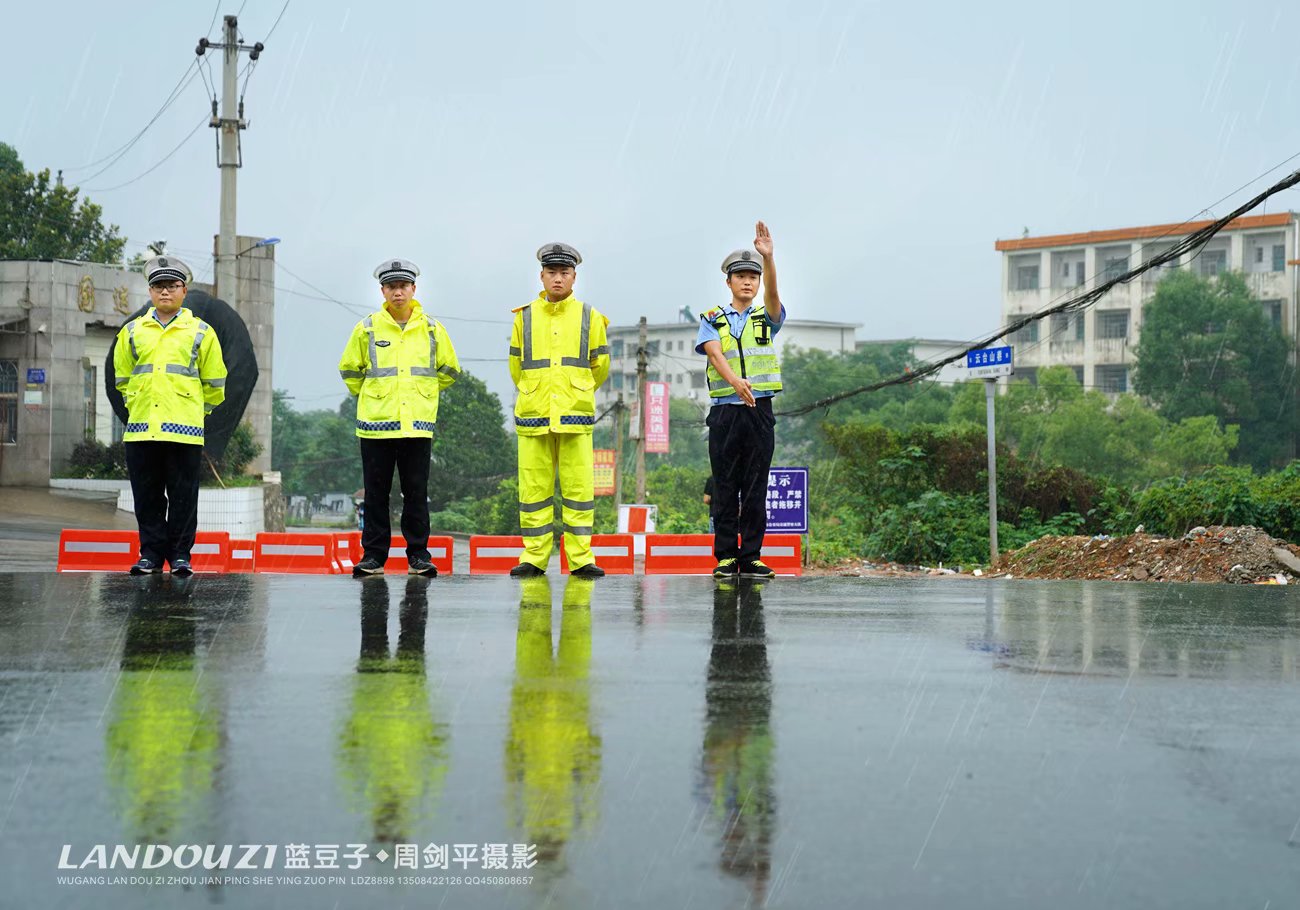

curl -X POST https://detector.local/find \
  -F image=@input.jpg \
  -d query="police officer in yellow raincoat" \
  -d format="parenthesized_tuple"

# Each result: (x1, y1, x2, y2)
(339, 259, 461, 578)
(113, 256, 227, 577)
(507, 243, 610, 578)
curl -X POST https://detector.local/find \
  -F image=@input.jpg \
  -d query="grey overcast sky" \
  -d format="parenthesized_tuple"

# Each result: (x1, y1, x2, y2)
(6, 0, 1300, 410)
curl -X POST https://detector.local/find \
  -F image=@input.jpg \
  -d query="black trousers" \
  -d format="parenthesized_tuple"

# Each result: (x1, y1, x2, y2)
(124, 441, 204, 566)
(360, 436, 431, 565)
(707, 397, 776, 562)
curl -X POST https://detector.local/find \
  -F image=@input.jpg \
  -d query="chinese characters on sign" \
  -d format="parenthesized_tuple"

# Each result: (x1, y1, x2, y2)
(765, 467, 808, 533)
(593, 449, 616, 496)
(644, 382, 669, 453)
(964, 345, 1014, 379)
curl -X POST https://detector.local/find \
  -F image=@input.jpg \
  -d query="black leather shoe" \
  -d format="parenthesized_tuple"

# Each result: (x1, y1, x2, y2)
(352, 556, 384, 577)
(569, 563, 605, 578)
(509, 562, 546, 578)
(408, 559, 438, 577)
(170, 558, 193, 578)
(129, 558, 162, 576)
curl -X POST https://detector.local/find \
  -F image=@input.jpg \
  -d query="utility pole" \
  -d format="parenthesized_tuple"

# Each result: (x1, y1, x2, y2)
(984, 379, 999, 566)
(613, 394, 625, 506)
(198, 17, 263, 308)
(635, 317, 648, 502)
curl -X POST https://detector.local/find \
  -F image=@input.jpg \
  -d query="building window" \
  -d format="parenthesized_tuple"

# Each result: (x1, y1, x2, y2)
(1263, 300, 1283, 330)
(1015, 264, 1039, 291)
(647, 340, 660, 357)
(1016, 367, 1038, 386)
(1010, 321, 1039, 346)
(1102, 254, 1129, 281)
(612, 372, 624, 391)
(692, 372, 706, 389)
(1255, 247, 1264, 264)
(1071, 366, 1084, 385)
(1096, 365, 1128, 393)
(0, 360, 16, 444)
(83, 364, 96, 440)
(1050, 312, 1084, 341)
(1274, 245, 1286, 273)
(1197, 249, 1227, 277)
(1097, 310, 1129, 339)
(611, 339, 624, 359)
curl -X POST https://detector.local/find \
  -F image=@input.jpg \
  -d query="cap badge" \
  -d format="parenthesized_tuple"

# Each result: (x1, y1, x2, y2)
(158, 257, 169, 267)
(391, 260, 400, 270)
(740, 251, 751, 261)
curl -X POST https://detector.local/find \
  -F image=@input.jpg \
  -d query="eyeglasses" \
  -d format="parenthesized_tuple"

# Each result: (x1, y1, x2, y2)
(151, 283, 185, 294)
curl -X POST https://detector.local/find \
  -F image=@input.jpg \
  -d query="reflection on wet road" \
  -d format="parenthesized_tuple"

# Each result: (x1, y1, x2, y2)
(2, 574, 1299, 908)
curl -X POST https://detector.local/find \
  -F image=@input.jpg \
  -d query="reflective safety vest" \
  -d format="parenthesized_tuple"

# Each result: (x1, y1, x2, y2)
(113, 307, 227, 445)
(338, 301, 461, 439)
(701, 304, 783, 398)
(508, 294, 610, 436)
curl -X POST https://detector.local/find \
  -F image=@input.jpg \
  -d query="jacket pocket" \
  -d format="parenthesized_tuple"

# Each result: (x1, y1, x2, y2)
(568, 371, 595, 391)
(361, 379, 392, 399)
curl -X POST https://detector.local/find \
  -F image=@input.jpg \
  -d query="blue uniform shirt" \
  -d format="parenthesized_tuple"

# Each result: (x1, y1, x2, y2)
(694, 302, 787, 406)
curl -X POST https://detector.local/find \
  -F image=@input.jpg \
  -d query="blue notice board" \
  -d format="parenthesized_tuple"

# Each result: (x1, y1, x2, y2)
(765, 467, 808, 533)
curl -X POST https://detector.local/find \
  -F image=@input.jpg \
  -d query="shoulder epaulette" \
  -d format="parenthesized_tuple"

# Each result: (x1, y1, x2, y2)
(510, 301, 533, 314)
(701, 307, 723, 321)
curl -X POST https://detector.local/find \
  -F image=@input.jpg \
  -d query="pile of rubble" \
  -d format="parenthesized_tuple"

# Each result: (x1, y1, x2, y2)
(993, 525, 1300, 584)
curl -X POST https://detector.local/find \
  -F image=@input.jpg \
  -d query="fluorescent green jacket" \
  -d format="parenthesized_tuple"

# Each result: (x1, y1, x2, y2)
(508, 294, 610, 436)
(700, 304, 783, 398)
(113, 307, 227, 444)
(338, 301, 461, 439)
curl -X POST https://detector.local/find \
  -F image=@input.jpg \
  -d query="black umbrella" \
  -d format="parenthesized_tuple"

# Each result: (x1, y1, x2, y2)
(105, 289, 259, 462)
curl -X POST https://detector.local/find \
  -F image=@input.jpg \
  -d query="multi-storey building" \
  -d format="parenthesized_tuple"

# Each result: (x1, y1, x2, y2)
(994, 212, 1299, 392)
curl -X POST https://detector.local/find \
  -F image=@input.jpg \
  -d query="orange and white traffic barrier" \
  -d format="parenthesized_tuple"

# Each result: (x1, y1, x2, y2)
(386, 535, 455, 575)
(644, 533, 804, 575)
(644, 534, 714, 575)
(331, 532, 361, 574)
(760, 534, 803, 576)
(229, 538, 256, 573)
(190, 532, 231, 574)
(56, 529, 137, 573)
(560, 533, 635, 575)
(253, 533, 336, 574)
(469, 535, 526, 574)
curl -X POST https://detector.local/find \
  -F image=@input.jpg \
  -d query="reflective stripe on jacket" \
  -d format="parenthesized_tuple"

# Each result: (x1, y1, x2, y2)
(338, 301, 461, 439)
(508, 294, 610, 436)
(701, 304, 782, 397)
(113, 308, 227, 444)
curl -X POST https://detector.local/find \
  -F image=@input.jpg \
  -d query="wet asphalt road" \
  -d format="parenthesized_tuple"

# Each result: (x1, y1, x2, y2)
(1, 573, 1298, 909)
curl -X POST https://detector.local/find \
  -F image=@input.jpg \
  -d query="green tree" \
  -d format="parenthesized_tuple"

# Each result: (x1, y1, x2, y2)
(429, 370, 514, 511)
(1134, 270, 1291, 469)
(0, 142, 126, 262)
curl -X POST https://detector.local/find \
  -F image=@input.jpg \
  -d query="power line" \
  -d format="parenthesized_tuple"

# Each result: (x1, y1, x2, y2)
(83, 116, 207, 192)
(63, 61, 201, 180)
(263, 0, 292, 41)
(777, 163, 1300, 418)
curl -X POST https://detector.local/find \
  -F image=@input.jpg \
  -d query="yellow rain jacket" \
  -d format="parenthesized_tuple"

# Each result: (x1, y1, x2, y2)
(338, 301, 461, 439)
(508, 295, 610, 435)
(113, 307, 227, 445)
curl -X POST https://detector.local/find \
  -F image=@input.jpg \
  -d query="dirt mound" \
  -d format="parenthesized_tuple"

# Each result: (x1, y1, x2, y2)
(994, 525, 1300, 584)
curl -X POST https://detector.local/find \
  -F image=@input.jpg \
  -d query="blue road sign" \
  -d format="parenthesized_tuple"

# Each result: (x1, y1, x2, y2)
(966, 346, 1012, 369)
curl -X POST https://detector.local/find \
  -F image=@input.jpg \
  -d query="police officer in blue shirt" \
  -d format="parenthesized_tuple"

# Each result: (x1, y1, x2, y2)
(694, 222, 785, 579)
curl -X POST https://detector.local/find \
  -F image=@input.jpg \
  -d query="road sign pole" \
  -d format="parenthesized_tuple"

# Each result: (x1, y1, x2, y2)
(984, 378, 999, 566)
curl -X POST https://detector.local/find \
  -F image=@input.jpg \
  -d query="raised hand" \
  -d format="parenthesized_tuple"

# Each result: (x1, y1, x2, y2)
(754, 221, 773, 258)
